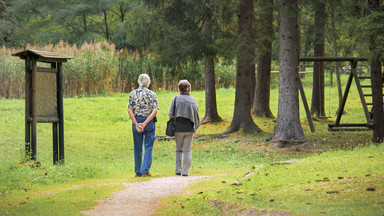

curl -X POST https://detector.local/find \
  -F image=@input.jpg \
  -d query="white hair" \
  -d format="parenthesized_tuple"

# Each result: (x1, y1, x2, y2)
(138, 74, 150, 87)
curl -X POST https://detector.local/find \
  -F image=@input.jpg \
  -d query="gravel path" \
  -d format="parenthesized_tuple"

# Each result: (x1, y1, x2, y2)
(82, 176, 209, 216)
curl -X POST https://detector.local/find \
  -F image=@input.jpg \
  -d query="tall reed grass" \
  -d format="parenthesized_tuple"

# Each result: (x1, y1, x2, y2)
(0, 41, 237, 98)
(0, 47, 24, 99)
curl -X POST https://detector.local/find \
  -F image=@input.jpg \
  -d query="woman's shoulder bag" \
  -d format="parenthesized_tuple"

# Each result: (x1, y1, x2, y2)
(166, 96, 177, 136)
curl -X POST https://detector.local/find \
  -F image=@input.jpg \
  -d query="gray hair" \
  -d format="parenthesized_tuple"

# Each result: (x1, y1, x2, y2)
(178, 80, 191, 95)
(138, 74, 150, 87)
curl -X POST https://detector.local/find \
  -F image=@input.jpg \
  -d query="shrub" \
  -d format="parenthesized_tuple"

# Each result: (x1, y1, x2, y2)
(0, 42, 238, 98)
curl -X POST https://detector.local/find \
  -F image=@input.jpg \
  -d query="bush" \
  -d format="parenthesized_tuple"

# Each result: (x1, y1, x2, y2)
(0, 47, 24, 98)
(0, 42, 238, 98)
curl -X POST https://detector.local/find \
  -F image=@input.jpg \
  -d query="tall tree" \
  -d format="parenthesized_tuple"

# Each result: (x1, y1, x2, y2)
(96, 0, 114, 41)
(329, 0, 343, 114)
(202, 10, 222, 123)
(127, 0, 230, 122)
(226, 0, 261, 133)
(310, 0, 326, 118)
(0, 0, 13, 46)
(368, 0, 384, 142)
(111, 0, 134, 23)
(0, 0, 5, 17)
(299, 6, 314, 60)
(4, 0, 130, 46)
(272, 0, 305, 143)
(51, 0, 96, 44)
(252, 0, 274, 118)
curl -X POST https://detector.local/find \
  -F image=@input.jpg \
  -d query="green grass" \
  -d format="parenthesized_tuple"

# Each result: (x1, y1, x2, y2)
(158, 145, 384, 216)
(0, 89, 242, 215)
(0, 73, 383, 215)
(0, 178, 125, 216)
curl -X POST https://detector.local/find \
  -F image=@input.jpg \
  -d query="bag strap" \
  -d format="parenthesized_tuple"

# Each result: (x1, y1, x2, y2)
(172, 96, 177, 122)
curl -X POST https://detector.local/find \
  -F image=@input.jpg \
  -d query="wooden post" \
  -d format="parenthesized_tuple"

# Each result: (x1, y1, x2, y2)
(25, 56, 31, 160)
(31, 56, 37, 161)
(351, 61, 373, 126)
(298, 77, 315, 132)
(53, 123, 58, 164)
(298, 57, 372, 131)
(57, 62, 64, 164)
(335, 61, 355, 126)
(51, 62, 59, 164)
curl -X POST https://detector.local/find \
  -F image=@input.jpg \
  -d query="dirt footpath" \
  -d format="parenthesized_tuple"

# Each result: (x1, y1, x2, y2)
(82, 176, 208, 216)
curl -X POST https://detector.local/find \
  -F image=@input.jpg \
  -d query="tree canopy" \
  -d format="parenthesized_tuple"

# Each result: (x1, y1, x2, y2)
(1, 0, 384, 140)
(1, 0, 381, 62)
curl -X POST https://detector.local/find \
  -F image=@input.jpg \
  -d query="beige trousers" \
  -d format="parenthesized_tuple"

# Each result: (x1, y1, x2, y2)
(175, 132, 194, 176)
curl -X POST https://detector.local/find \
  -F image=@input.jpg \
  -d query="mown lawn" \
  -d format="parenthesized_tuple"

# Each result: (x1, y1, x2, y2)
(0, 73, 383, 215)
(158, 144, 384, 216)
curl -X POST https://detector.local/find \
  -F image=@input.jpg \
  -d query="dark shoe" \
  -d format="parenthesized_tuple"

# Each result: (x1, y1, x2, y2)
(182, 174, 188, 177)
(142, 173, 152, 177)
(176, 173, 181, 176)
(135, 174, 142, 177)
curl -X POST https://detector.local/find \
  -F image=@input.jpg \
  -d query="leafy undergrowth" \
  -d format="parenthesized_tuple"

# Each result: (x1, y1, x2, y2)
(157, 144, 384, 216)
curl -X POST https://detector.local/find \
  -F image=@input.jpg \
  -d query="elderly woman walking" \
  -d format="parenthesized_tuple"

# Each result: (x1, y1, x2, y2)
(168, 80, 200, 177)
(128, 74, 159, 177)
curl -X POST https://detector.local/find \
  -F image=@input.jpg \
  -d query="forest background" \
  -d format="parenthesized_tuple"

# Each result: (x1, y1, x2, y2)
(0, 0, 378, 98)
(2, 0, 384, 140)
(1, 0, 384, 215)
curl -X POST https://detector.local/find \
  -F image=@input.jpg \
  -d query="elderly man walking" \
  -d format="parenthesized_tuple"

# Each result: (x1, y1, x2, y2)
(128, 74, 159, 177)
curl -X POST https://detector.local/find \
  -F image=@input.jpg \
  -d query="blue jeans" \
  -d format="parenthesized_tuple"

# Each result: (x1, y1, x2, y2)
(132, 116, 156, 176)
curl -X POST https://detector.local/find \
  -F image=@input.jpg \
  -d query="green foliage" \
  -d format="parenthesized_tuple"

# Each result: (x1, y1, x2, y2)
(0, 0, 382, 66)
(0, 48, 24, 98)
(363, 9, 384, 62)
(0, 0, 141, 48)
(1, 42, 237, 98)
(123, 0, 239, 69)
(64, 42, 119, 96)
(216, 60, 236, 88)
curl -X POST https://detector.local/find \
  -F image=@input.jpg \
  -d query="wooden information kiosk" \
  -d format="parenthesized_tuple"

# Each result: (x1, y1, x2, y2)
(12, 50, 72, 164)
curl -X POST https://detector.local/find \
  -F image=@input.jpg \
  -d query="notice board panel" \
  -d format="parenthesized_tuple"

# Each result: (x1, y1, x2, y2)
(35, 70, 57, 118)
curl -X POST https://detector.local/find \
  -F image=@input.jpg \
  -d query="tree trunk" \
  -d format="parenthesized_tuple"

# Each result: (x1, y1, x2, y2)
(250, 58, 256, 108)
(226, 0, 261, 133)
(202, 55, 222, 122)
(253, 0, 274, 118)
(311, 0, 326, 118)
(119, 4, 125, 22)
(271, 0, 305, 143)
(82, 14, 87, 32)
(368, 0, 384, 142)
(370, 59, 384, 142)
(103, 9, 109, 41)
(334, 53, 343, 115)
(202, 13, 222, 123)
(330, 2, 343, 114)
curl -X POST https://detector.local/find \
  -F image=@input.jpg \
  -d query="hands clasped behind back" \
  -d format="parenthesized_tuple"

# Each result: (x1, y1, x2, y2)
(134, 119, 156, 133)
(135, 123, 144, 132)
